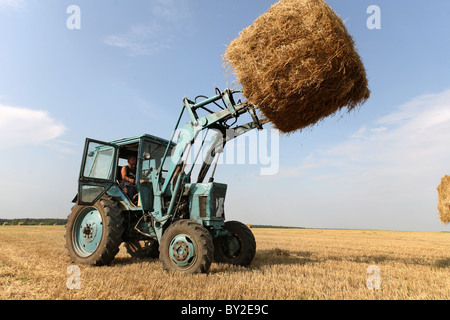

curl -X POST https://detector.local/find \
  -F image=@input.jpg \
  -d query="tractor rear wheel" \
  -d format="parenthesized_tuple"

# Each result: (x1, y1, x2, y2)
(160, 220, 213, 274)
(213, 221, 256, 266)
(65, 197, 124, 266)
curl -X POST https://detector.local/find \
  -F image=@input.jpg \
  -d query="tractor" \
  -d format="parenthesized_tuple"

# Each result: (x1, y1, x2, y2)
(65, 88, 268, 273)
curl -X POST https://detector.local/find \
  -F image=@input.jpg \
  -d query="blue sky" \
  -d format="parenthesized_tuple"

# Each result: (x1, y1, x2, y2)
(1, 0, 449, 232)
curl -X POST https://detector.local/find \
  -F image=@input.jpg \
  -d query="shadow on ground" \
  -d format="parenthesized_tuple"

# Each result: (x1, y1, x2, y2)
(104, 248, 450, 273)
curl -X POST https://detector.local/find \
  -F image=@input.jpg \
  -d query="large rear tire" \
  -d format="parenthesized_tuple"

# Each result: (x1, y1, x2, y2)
(160, 220, 213, 274)
(213, 221, 256, 266)
(65, 197, 124, 266)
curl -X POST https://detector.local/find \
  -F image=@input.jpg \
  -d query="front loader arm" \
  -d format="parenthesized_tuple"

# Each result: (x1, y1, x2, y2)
(196, 116, 269, 183)
(149, 89, 267, 238)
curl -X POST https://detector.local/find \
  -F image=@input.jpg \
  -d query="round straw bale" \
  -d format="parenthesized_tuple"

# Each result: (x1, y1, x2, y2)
(224, 0, 370, 133)
(437, 175, 450, 225)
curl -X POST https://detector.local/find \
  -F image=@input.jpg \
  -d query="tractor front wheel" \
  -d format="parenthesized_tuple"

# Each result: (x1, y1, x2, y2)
(160, 220, 213, 274)
(65, 197, 124, 266)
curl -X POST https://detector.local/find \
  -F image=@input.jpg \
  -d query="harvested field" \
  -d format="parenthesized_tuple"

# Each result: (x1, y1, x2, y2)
(0, 226, 448, 300)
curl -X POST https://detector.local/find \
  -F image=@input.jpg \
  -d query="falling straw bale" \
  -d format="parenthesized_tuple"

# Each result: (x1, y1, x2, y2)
(224, 0, 370, 133)
(437, 175, 450, 225)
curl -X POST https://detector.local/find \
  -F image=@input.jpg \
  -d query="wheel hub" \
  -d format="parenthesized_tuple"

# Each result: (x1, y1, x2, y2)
(81, 218, 98, 243)
(82, 224, 93, 239)
(83, 225, 92, 236)
(169, 234, 196, 267)
(173, 240, 189, 261)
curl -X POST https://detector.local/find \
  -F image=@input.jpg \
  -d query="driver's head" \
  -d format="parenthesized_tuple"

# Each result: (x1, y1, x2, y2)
(128, 155, 137, 166)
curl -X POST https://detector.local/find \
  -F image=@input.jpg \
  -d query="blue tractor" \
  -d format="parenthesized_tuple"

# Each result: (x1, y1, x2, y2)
(65, 89, 268, 273)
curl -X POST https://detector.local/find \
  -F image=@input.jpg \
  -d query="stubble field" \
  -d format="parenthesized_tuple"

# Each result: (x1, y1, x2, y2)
(0, 225, 448, 300)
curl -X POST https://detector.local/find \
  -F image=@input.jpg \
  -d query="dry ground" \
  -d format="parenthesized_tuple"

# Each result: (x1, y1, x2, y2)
(0, 226, 448, 300)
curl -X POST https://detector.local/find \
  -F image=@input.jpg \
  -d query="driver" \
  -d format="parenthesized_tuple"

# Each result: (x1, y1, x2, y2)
(120, 155, 138, 203)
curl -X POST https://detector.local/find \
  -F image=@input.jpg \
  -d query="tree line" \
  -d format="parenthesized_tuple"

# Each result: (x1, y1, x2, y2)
(0, 218, 67, 226)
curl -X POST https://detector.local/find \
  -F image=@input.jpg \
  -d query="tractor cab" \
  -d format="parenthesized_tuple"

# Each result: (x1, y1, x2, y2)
(76, 134, 175, 212)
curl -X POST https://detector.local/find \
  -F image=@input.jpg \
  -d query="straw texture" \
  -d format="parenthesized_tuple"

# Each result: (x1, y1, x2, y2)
(437, 175, 450, 225)
(224, 0, 370, 133)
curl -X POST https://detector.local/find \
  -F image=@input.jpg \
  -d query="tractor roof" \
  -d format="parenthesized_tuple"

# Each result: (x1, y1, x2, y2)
(110, 133, 176, 148)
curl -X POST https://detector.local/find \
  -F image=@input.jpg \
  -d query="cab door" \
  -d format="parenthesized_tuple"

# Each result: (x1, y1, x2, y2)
(78, 138, 118, 205)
